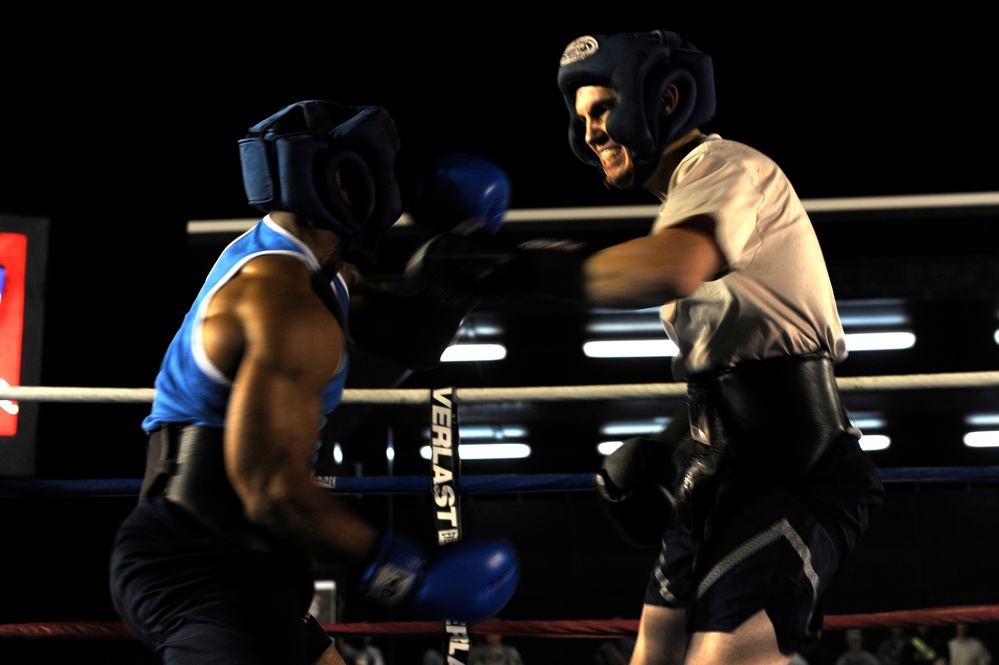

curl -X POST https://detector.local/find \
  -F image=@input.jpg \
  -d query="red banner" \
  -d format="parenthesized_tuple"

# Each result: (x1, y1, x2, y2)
(0, 233, 27, 436)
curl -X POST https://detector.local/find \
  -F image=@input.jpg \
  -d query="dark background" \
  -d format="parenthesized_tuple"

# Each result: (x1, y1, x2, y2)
(2, 9, 999, 664)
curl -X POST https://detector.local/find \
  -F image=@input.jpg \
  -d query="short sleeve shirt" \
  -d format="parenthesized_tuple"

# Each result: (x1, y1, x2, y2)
(653, 134, 846, 379)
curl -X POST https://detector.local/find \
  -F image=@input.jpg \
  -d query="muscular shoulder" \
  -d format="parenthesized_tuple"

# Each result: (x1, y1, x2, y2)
(204, 254, 344, 379)
(211, 256, 321, 326)
(243, 254, 341, 333)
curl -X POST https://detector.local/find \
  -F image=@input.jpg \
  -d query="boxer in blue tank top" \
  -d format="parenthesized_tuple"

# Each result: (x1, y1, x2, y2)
(109, 101, 520, 665)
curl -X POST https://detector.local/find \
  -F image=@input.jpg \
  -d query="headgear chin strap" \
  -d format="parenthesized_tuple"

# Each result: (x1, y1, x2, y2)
(238, 100, 402, 262)
(557, 30, 716, 187)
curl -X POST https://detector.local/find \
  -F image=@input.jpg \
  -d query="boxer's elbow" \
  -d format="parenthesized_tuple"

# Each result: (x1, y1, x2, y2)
(235, 466, 317, 537)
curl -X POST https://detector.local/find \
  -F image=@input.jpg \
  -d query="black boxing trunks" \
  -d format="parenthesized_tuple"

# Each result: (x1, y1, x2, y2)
(111, 424, 329, 664)
(644, 354, 885, 655)
(110, 496, 323, 664)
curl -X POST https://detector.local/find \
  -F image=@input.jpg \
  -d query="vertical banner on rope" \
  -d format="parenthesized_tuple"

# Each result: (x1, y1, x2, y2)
(429, 386, 470, 665)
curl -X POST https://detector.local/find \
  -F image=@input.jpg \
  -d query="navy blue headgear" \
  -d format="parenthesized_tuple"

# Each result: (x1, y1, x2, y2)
(557, 30, 716, 186)
(238, 100, 402, 261)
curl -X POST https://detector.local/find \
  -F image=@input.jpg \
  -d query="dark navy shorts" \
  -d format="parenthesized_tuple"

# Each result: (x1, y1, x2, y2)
(644, 433, 884, 655)
(110, 497, 328, 665)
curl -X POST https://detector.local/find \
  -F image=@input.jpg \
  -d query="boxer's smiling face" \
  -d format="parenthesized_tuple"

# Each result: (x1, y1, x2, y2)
(574, 85, 635, 189)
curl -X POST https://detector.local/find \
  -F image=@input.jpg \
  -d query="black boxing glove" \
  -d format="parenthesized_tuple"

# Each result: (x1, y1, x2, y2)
(347, 274, 474, 371)
(401, 233, 503, 311)
(595, 410, 695, 548)
(405, 232, 592, 310)
(481, 236, 591, 307)
(348, 232, 515, 370)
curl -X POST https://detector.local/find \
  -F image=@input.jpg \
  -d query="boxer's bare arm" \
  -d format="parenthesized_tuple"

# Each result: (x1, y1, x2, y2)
(203, 254, 379, 560)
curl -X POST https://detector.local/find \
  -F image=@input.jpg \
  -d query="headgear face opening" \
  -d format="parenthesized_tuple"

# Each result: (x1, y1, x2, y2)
(557, 30, 716, 187)
(238, 100, 403, 261)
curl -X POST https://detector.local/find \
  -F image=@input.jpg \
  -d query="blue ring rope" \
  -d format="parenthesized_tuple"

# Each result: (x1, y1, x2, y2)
(2, 467, 999, 498)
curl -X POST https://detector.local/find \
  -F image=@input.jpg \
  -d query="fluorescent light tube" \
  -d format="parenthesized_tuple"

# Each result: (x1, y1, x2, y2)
(420, 443, 531, 460)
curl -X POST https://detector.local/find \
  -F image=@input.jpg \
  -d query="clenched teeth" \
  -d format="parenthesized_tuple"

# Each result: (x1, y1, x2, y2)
(600, 147, 622, 163)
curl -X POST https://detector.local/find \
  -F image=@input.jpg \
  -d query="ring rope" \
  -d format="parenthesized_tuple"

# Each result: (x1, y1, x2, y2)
(5, 375, 997, 647)
(2, 466, 999, 499)
(3, 370, 999, 404)
(5, 606, 999, 640)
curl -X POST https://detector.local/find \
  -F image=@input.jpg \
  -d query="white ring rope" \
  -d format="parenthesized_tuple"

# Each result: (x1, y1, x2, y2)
(2, 370, 999, 404)
(188, 191, 999, 235)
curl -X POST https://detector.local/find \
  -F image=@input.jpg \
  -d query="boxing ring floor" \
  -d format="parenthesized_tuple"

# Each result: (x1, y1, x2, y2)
(2, 376, 999, 664)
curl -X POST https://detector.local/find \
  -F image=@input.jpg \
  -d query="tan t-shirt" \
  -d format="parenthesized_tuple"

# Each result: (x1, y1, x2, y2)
(653, 134, 846, 380)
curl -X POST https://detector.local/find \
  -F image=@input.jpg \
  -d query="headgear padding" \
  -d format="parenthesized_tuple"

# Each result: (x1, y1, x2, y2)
(557, 30, 716, 186)
(238, 100, 402, 261)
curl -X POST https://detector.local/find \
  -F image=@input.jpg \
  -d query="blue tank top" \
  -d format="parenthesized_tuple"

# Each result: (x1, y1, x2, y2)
(143, 216, 349, 434)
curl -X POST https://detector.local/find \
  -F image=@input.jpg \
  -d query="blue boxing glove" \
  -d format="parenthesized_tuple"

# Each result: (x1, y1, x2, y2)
(407, 152, 511, 236)
(357, 532, 519, 623)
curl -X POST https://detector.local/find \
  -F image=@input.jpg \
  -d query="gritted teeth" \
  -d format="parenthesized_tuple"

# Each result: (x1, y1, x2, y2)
(599, 146, 622, 164)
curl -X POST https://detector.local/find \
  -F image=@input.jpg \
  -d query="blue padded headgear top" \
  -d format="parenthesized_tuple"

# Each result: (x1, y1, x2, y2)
(557, 30, 716, 186)
(238, 100, 402, 261)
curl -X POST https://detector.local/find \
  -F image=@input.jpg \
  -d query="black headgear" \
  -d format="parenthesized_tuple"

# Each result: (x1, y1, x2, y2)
(238, 100, 402, 261)
(557, 30, 716, 186)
